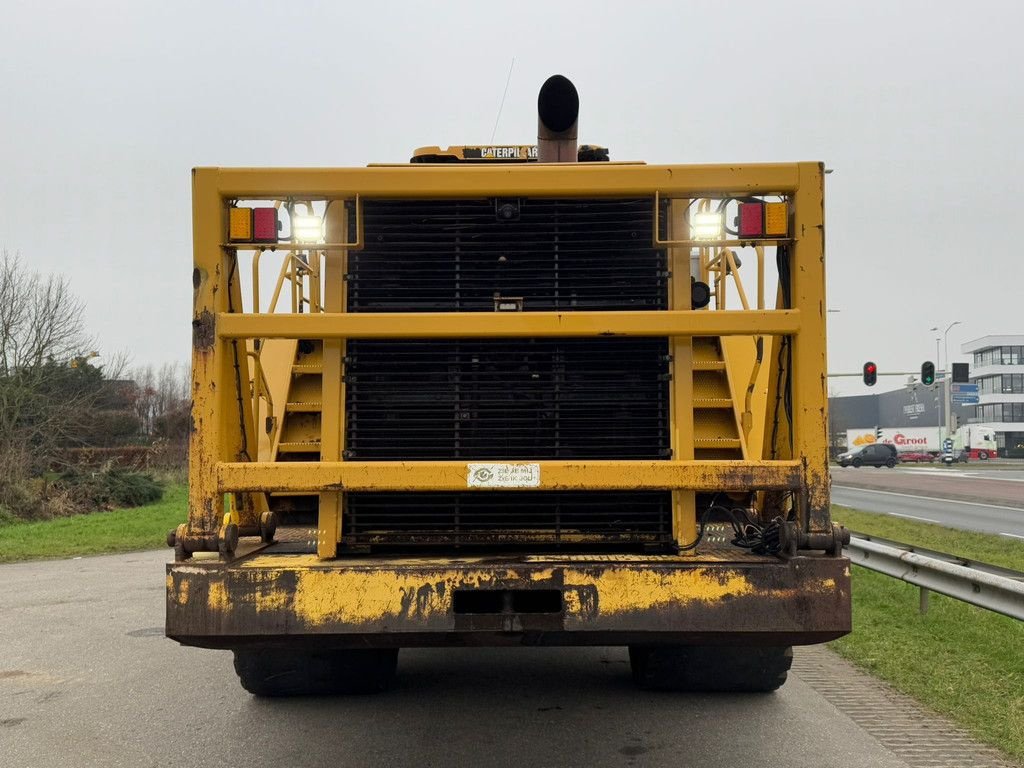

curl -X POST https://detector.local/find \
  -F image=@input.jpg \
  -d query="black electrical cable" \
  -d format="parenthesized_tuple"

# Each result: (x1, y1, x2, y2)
(225, 256, 252, 462)
(676, 494, 723, 552)
(678, 497, 788, 556)
(676, 504, 714, 552)
(775, 244, 795, 453)
(717, 505, 785, 556)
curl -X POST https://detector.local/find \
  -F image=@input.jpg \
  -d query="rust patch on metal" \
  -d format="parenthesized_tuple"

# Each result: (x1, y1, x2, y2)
(166, 556, 851, 645)
(192, 309, 215, 350)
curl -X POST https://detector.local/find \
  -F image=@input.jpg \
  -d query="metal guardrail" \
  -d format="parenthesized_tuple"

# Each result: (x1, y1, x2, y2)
(845, 532, 1024, 621)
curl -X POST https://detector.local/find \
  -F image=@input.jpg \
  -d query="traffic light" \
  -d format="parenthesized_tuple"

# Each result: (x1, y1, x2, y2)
(921, 361, 936, 386)
(863, 361, 877, 386)
(875, 426, 883, 439)
(952, 362, 970, 383)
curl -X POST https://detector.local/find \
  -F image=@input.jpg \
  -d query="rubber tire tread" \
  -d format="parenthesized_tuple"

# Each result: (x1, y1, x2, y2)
(629, 645, 792, 692)
(233, 648, 398, 697)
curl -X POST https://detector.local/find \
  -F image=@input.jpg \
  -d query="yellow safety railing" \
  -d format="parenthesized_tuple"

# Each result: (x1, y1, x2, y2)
(186, 162, 830, 558)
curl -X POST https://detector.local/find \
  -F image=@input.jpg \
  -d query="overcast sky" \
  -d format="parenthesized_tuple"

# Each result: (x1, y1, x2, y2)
(2, 0, 1021, 395)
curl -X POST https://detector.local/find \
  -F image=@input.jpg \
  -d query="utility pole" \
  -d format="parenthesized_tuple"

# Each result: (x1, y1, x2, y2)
(931, 333, 942, 447)
(930, 322, 962, 447)
(944, 321, 962, 445)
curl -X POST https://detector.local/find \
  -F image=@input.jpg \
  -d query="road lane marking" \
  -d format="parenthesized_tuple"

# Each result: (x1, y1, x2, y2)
(999, 532, 1024, 540)
(889, 512, 939, 523)
(858, 467, 1024, 483)
(832, 485, 1024, 513)
(898, 468, 965, 476)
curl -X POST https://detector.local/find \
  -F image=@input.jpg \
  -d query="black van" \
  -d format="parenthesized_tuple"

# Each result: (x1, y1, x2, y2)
(837, 443, 899, 468)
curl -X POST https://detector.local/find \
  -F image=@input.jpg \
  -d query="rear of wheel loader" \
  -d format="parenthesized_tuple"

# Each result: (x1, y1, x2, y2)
(167, 75, 850, 695)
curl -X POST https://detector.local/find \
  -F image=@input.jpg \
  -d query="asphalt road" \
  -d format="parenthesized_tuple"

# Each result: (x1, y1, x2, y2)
(832, 465, 1024, 538)
(0, 550, 935, 768)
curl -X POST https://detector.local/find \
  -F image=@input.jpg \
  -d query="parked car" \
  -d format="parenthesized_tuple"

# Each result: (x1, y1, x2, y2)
(837, 443, 899, 468)
(898, 451, 935, 463)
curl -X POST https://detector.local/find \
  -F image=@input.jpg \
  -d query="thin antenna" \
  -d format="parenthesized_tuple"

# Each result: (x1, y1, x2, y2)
(490, 57, 515, 143)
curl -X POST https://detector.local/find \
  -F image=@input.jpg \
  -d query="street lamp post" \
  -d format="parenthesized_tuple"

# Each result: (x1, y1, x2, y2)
(930, 332, 941, 445)
(943, 321, 962, 445)
(930, 321, 962, 449)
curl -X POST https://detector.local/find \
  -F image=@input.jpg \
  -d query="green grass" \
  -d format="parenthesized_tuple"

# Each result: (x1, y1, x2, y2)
(831, 505, 1024, 761)
(836, 505, 1024, 571)
(0, 483, 186, 563)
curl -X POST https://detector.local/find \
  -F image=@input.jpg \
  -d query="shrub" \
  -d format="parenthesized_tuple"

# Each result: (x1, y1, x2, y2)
(0, 481, 44, 521)
(56, 469, 164, 510)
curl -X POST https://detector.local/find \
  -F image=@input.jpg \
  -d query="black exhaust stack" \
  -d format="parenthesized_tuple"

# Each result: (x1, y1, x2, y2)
(537, 75, 579, 163)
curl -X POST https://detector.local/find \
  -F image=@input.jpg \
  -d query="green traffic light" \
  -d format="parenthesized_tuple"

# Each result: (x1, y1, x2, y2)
(921, 361, 935, 386)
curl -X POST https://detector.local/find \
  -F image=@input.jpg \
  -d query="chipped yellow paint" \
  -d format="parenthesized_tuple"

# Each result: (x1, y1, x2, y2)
(279, 564, 566, 627)
(175, 578, 189, 607)
(528, 568, 555, 583)
(293, 569, 445, 627)
(570, 567, 754, 616)
(240, 554, 501, 570)
(244, 561, 763, 626)
(562, 588, 583, 616)
(207, 581, 230, 613)
(250, 572, 289, 612)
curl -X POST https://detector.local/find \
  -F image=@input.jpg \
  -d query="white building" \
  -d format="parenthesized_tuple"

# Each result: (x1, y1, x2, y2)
(962, 334, 1024, 457)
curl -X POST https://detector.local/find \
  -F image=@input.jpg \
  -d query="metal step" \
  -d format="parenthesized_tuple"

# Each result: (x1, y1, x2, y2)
(692, 398, 734, 409)
(285, 402, 322, 413)
(277, 441, 321, 454)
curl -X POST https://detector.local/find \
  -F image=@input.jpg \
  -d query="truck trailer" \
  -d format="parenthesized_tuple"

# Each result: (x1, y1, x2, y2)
(846, 426, 997, 458)
(166, 75, 851, 695)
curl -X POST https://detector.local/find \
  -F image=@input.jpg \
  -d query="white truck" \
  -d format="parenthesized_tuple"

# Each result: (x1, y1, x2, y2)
(845, 426, 997, 460)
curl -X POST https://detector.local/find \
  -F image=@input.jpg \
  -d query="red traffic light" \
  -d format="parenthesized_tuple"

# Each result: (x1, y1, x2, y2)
(863, 361, 878, 386)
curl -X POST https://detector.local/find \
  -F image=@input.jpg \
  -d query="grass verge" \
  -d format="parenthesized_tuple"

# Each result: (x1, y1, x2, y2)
(831, 505, 1024, 761)
(0, 483, 186, 563)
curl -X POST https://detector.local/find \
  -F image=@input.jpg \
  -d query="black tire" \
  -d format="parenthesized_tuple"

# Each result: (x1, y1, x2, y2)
(233, 648, 398, 697)
(885, 458, 896, 468)
(629, 645, 792, 692)
(851, 458, 862, 468)
(979, 451, 989, 460)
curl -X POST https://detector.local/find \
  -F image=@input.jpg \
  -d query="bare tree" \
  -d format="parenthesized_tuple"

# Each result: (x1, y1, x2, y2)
(132, 361, 189, 438)
(0, 251, 100, 483)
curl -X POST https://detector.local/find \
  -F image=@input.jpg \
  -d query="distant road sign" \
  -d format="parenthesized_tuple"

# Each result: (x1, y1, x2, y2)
(950, 383, 979, 394)
(951, 395, 979, 405)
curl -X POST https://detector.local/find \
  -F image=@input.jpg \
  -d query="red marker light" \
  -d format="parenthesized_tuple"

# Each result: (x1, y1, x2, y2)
(738, 202, 764, 238)
(253, 208, 278, 242)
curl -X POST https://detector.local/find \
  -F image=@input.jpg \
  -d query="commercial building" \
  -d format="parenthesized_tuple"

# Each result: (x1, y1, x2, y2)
(962, 335, 1024, 457)
(828, 382, 974, 454)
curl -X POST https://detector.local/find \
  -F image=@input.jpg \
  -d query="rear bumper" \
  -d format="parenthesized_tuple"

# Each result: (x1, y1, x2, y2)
(166, 552, 851, 649)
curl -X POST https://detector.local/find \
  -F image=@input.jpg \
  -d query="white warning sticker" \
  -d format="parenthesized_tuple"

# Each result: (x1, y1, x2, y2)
(466, 463, 541, 488)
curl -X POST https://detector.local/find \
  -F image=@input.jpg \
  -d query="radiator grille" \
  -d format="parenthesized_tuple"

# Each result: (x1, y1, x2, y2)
(338, 196, 672, 550)
(344, 338, 670, 461)
(347, 197, 666, 312)
(342, 491, 672, 548)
